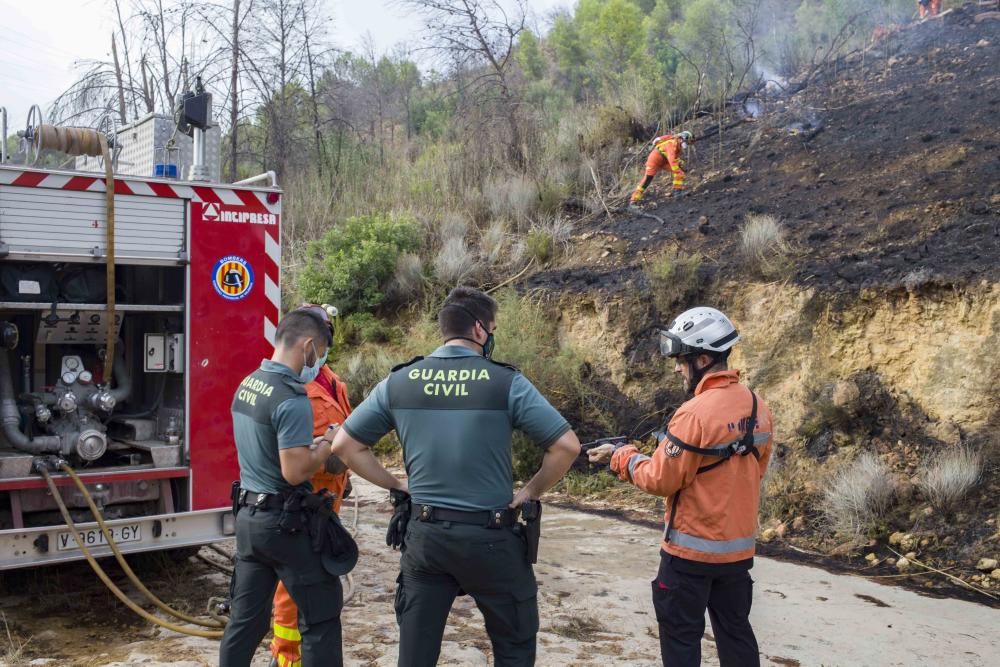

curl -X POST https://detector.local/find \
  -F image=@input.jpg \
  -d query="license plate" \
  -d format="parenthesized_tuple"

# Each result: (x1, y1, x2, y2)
(56, 524, 142, 551)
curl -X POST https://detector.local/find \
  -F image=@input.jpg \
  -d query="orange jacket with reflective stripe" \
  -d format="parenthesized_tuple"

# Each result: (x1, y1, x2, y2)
(611, 370, 773, 564)
(307, 365, 352, 513)
(653, 135, 683, 171)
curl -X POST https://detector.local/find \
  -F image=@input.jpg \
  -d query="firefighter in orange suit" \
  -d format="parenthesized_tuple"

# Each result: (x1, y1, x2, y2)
(270, 305, 353, 667)
(918, 0, 941, 19)
(589, 307, 773, 667)
(631, 131, 693, 206)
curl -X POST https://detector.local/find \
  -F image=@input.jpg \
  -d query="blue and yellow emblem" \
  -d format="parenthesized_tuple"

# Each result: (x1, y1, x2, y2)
(212, 255, 254, 301)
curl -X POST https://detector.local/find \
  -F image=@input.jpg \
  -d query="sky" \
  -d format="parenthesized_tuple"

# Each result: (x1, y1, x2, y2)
(0, 0, 573, 140)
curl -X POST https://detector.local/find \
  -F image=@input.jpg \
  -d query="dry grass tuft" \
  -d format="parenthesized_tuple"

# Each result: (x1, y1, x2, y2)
(741, 213, 792, 279)
(917, 447, 982, 512)
(343, 350, 395, 405)
(2, 612, 31, 667)
(437, 212, 470, 242)
(434, 237, 480, 286)
(484, 175, 538, 225)
(549, 613, 608, 640)
(822, 452, 895, 537)
(391, 253, 425, 301)
(479, 219, 509, 268)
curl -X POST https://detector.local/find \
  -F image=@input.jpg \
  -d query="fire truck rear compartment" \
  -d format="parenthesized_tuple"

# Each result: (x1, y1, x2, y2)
(0, 262, 189, 531)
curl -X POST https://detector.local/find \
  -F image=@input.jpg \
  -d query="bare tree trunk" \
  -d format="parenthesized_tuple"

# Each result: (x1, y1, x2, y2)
(140, 56, 155, 113)
(229, 0, 241, 182)
(113, 0, 139, 119)
(302, 3, 326, 177)
(156, 0, 175, 108)
(111, 34, 128, 124)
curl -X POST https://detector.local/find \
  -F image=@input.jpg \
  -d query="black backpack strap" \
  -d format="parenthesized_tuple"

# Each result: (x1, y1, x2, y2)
(739, 392, 761, 461)
(660, 391, 762, 476)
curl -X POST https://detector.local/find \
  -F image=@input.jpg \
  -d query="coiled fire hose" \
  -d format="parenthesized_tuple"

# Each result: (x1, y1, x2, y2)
(32, 125, 117, 381)
(39, 463, 225, 639)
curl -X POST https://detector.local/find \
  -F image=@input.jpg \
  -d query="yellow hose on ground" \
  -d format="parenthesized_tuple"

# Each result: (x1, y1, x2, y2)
(59, 464, 225, 629)
(34, 125, 116, 381)
(40, 468, 224, 639)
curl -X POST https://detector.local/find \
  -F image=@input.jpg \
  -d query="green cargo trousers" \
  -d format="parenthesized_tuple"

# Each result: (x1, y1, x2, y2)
(219, 507, 344, 667)
(395, 518, 539, 667)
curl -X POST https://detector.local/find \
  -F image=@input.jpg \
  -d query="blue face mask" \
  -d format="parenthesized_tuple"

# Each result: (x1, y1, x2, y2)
(299, 342, 326, 383)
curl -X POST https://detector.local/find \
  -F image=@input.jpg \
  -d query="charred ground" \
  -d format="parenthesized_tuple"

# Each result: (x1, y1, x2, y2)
(528, 5, 1000, 296)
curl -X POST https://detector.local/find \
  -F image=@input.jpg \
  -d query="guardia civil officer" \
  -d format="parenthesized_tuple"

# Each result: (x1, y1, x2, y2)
(220, 309, 371, 667)
(589, 307, 773, 667)
(330, 286, 582, 667)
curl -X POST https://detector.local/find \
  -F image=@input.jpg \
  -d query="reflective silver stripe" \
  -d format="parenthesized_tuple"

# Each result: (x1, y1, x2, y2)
(702, 431, 771, 455)
(667, 528, 757, 553)
(627, 454, 650, 481)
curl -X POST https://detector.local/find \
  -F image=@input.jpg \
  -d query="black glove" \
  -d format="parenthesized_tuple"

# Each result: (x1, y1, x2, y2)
(386, 488, 411, 550)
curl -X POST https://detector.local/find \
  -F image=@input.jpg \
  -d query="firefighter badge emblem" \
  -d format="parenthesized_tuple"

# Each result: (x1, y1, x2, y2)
(213, 255, 254, 301)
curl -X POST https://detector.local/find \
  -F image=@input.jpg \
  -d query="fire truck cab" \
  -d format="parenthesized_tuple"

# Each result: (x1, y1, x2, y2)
(0, 108, 280, 569)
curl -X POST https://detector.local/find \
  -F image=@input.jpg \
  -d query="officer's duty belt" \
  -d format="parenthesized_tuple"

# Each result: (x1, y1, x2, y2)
(238, 491, 286, 511)
(415, 504, 516, 529)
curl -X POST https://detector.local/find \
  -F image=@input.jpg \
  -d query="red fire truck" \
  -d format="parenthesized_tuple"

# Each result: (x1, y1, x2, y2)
(0, 113, 280, 569)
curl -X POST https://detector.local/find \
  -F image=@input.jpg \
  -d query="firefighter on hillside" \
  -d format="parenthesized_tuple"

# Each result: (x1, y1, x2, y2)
(631, 130, 693, 207)
(270, 305, 353, 667)
(918, 0, 941, 19)
(589, 307, 774, 667)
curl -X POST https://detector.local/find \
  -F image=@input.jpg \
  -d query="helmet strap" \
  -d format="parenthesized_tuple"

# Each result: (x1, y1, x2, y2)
(683, 354, 717, 396)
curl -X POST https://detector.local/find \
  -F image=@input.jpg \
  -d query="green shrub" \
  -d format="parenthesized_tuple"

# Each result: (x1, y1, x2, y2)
(341, 348, 396, 406)
(538, 180, 569, 217)
(643, 246, 703, 314)
(372, 434, 402, 460)
(512, 432, 545, 481)
(526, 228, 554, 264)
(341, 313, 401, 347)
(557, 469, 618, 496)
(583, 105, 638, 152)
(298, 214, 420, 313)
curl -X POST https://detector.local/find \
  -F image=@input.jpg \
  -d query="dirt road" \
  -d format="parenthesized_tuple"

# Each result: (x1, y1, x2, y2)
(2, 477, 997, 666)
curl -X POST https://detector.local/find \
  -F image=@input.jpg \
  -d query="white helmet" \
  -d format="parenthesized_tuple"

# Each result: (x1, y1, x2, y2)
(660, 307, 739, 358)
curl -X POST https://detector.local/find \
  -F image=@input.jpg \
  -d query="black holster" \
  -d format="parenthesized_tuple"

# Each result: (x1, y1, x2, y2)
(520, 500, 542, 564)
(278, 489, 308, 534)
(230, 481, 242, 517)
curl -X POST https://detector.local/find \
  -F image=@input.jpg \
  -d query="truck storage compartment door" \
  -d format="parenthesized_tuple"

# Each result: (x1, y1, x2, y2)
(0, 185, 185, 262)
(187, 190, 280, 511)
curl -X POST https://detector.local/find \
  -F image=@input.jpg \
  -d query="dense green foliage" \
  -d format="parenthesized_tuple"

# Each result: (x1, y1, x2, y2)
(298, 214, 420, 313)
